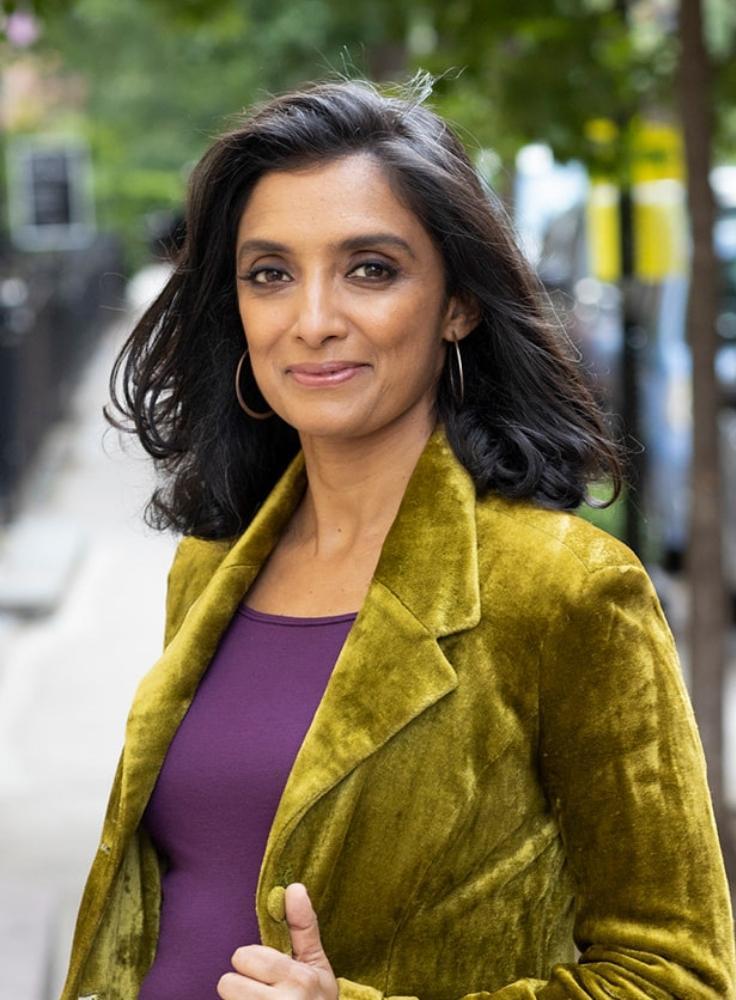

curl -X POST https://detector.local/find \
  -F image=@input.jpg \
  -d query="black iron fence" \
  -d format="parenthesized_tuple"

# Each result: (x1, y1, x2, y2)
(0, 234, 126, 522)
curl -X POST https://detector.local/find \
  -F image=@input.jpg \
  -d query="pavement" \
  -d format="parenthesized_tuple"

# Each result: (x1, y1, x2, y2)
(0, 313, 177, 999)
(0, 304, 734, 998)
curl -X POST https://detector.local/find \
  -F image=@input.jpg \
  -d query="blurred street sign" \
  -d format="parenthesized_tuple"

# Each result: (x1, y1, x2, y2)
(587, 181, 621, 283)
(631, 119, 685, 184)
(632, 179, 687, 282)
(585, 118, 687, 283)
(6, 136, 96, 251)
(632, 120, 687, 282)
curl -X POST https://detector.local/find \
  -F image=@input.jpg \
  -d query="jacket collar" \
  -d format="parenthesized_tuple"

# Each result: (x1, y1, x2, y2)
(118, 419, 483, 939)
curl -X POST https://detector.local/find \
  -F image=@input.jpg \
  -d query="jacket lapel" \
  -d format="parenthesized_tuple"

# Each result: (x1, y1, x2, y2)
(115, 420, 481, 930)
(255, 418, 482, 853)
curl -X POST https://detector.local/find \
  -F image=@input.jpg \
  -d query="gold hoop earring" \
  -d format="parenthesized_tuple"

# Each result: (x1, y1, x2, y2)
(235, 347, 274, 419)
(448, 332, 465, 405)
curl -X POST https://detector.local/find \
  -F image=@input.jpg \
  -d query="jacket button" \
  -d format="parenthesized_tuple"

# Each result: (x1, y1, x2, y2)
(266, 885, 286, 922)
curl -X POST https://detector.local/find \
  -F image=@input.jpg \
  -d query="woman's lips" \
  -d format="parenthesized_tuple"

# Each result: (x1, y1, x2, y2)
(288, 365, 368, 386)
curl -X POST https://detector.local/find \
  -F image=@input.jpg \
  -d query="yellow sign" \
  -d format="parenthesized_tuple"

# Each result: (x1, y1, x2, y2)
(587, 182, 620, 283)
(631, 119, 685, 184)
(585, 118, 687, 282)
(633, 181, 687, 281)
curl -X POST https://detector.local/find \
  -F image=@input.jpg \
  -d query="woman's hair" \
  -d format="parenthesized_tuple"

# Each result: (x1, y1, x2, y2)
(105, 73, 624, 540)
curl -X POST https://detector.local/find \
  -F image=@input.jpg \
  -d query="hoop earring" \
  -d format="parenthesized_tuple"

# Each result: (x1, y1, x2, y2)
(235, 347, 274, 419)
(447, 332, 465, 405)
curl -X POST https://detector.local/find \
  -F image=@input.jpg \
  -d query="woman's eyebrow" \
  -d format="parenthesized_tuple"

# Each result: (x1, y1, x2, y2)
(236, 232, 416, 266)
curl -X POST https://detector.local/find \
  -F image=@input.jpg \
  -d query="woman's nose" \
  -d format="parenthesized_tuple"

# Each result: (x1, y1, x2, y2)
(293, 273, 347, 344)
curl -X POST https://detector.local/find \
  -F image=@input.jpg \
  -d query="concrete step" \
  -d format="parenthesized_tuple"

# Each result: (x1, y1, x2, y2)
(0, 515, 87, 617)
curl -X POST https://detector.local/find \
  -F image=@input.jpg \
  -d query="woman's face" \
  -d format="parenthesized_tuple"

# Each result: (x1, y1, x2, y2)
(234, 151, 474, 441)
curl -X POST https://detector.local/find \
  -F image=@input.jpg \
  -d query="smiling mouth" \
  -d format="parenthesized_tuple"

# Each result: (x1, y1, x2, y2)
(288, 365, 368, 386)
(287, 362, 367, 373)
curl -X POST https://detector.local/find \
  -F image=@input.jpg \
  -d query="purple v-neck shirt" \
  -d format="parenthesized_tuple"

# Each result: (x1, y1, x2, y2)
(138, 602, 358, 1000)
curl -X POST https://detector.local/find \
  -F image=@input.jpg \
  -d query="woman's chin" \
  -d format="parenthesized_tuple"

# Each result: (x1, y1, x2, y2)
(287, 412, 380, 441)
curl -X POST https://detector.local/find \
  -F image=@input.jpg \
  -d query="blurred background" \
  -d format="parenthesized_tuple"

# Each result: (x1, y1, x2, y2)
(0, 0, 735, 995)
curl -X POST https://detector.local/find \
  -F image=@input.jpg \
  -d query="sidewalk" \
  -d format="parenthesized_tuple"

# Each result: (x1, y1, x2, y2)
(0, 315, 177, 998)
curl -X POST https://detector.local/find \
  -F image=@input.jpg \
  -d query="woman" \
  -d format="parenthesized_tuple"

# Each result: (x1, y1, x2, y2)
(60, 76, 735, 1000)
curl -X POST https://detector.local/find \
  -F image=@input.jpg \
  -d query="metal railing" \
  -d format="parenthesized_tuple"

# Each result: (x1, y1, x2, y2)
(0, 234, 126, 522)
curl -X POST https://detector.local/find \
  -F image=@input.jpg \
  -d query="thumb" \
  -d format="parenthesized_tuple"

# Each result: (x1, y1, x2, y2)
(284, 882, 331, 970)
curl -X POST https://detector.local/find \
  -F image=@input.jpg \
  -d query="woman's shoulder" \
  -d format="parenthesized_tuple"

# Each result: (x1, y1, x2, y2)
(475, 491, 644, 581)
(473, 493, 664, 643)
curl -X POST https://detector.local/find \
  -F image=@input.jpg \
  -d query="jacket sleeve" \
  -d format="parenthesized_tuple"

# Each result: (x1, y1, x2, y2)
(335, 560, 736, 1000)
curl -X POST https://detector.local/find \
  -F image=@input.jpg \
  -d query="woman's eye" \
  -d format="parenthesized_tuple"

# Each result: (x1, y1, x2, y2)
(240, 262, 396, 285)
(350, 262, 396, 280)
(242, 267, 288, 285)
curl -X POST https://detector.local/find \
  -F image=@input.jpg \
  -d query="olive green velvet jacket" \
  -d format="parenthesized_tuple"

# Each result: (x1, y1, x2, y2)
(61, 421, 735, 1000)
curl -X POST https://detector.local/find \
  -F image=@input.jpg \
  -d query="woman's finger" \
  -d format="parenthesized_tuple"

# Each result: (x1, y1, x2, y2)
(230, 943, 293, 984)
(216, 969, 277, 1000)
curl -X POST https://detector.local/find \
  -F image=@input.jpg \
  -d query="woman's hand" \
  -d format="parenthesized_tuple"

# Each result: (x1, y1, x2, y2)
(217, 882, 340, 1000)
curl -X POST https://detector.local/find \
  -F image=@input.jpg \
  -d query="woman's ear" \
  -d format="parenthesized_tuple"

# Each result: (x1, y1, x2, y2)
(445, 292, 482, 340)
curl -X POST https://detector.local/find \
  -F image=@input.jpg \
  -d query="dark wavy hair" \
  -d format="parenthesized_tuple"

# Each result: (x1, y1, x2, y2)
(105, 73, 624, 540)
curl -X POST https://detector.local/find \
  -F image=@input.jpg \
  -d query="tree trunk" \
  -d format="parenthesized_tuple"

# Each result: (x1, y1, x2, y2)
(677, 0, 736, 887)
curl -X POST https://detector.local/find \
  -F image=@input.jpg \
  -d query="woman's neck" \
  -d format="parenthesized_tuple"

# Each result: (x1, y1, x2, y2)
(287, 412, 439, 561)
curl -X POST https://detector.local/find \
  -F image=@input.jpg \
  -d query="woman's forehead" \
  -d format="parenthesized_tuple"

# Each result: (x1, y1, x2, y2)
(235, 153, 426, 250)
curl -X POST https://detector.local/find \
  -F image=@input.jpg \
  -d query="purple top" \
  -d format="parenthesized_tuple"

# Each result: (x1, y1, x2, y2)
(138, 602, 358, 1000)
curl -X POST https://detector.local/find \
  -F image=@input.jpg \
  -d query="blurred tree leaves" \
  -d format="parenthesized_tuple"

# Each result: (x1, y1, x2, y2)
(2, 0, 734, 266)
(2, 0, 409, 265)
(416, 1, 690, 182)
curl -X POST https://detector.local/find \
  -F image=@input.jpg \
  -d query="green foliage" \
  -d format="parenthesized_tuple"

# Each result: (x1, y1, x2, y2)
(18, 0, 380, 267)
(416, 3, 682, 175)
(5, 0, 735, 267)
